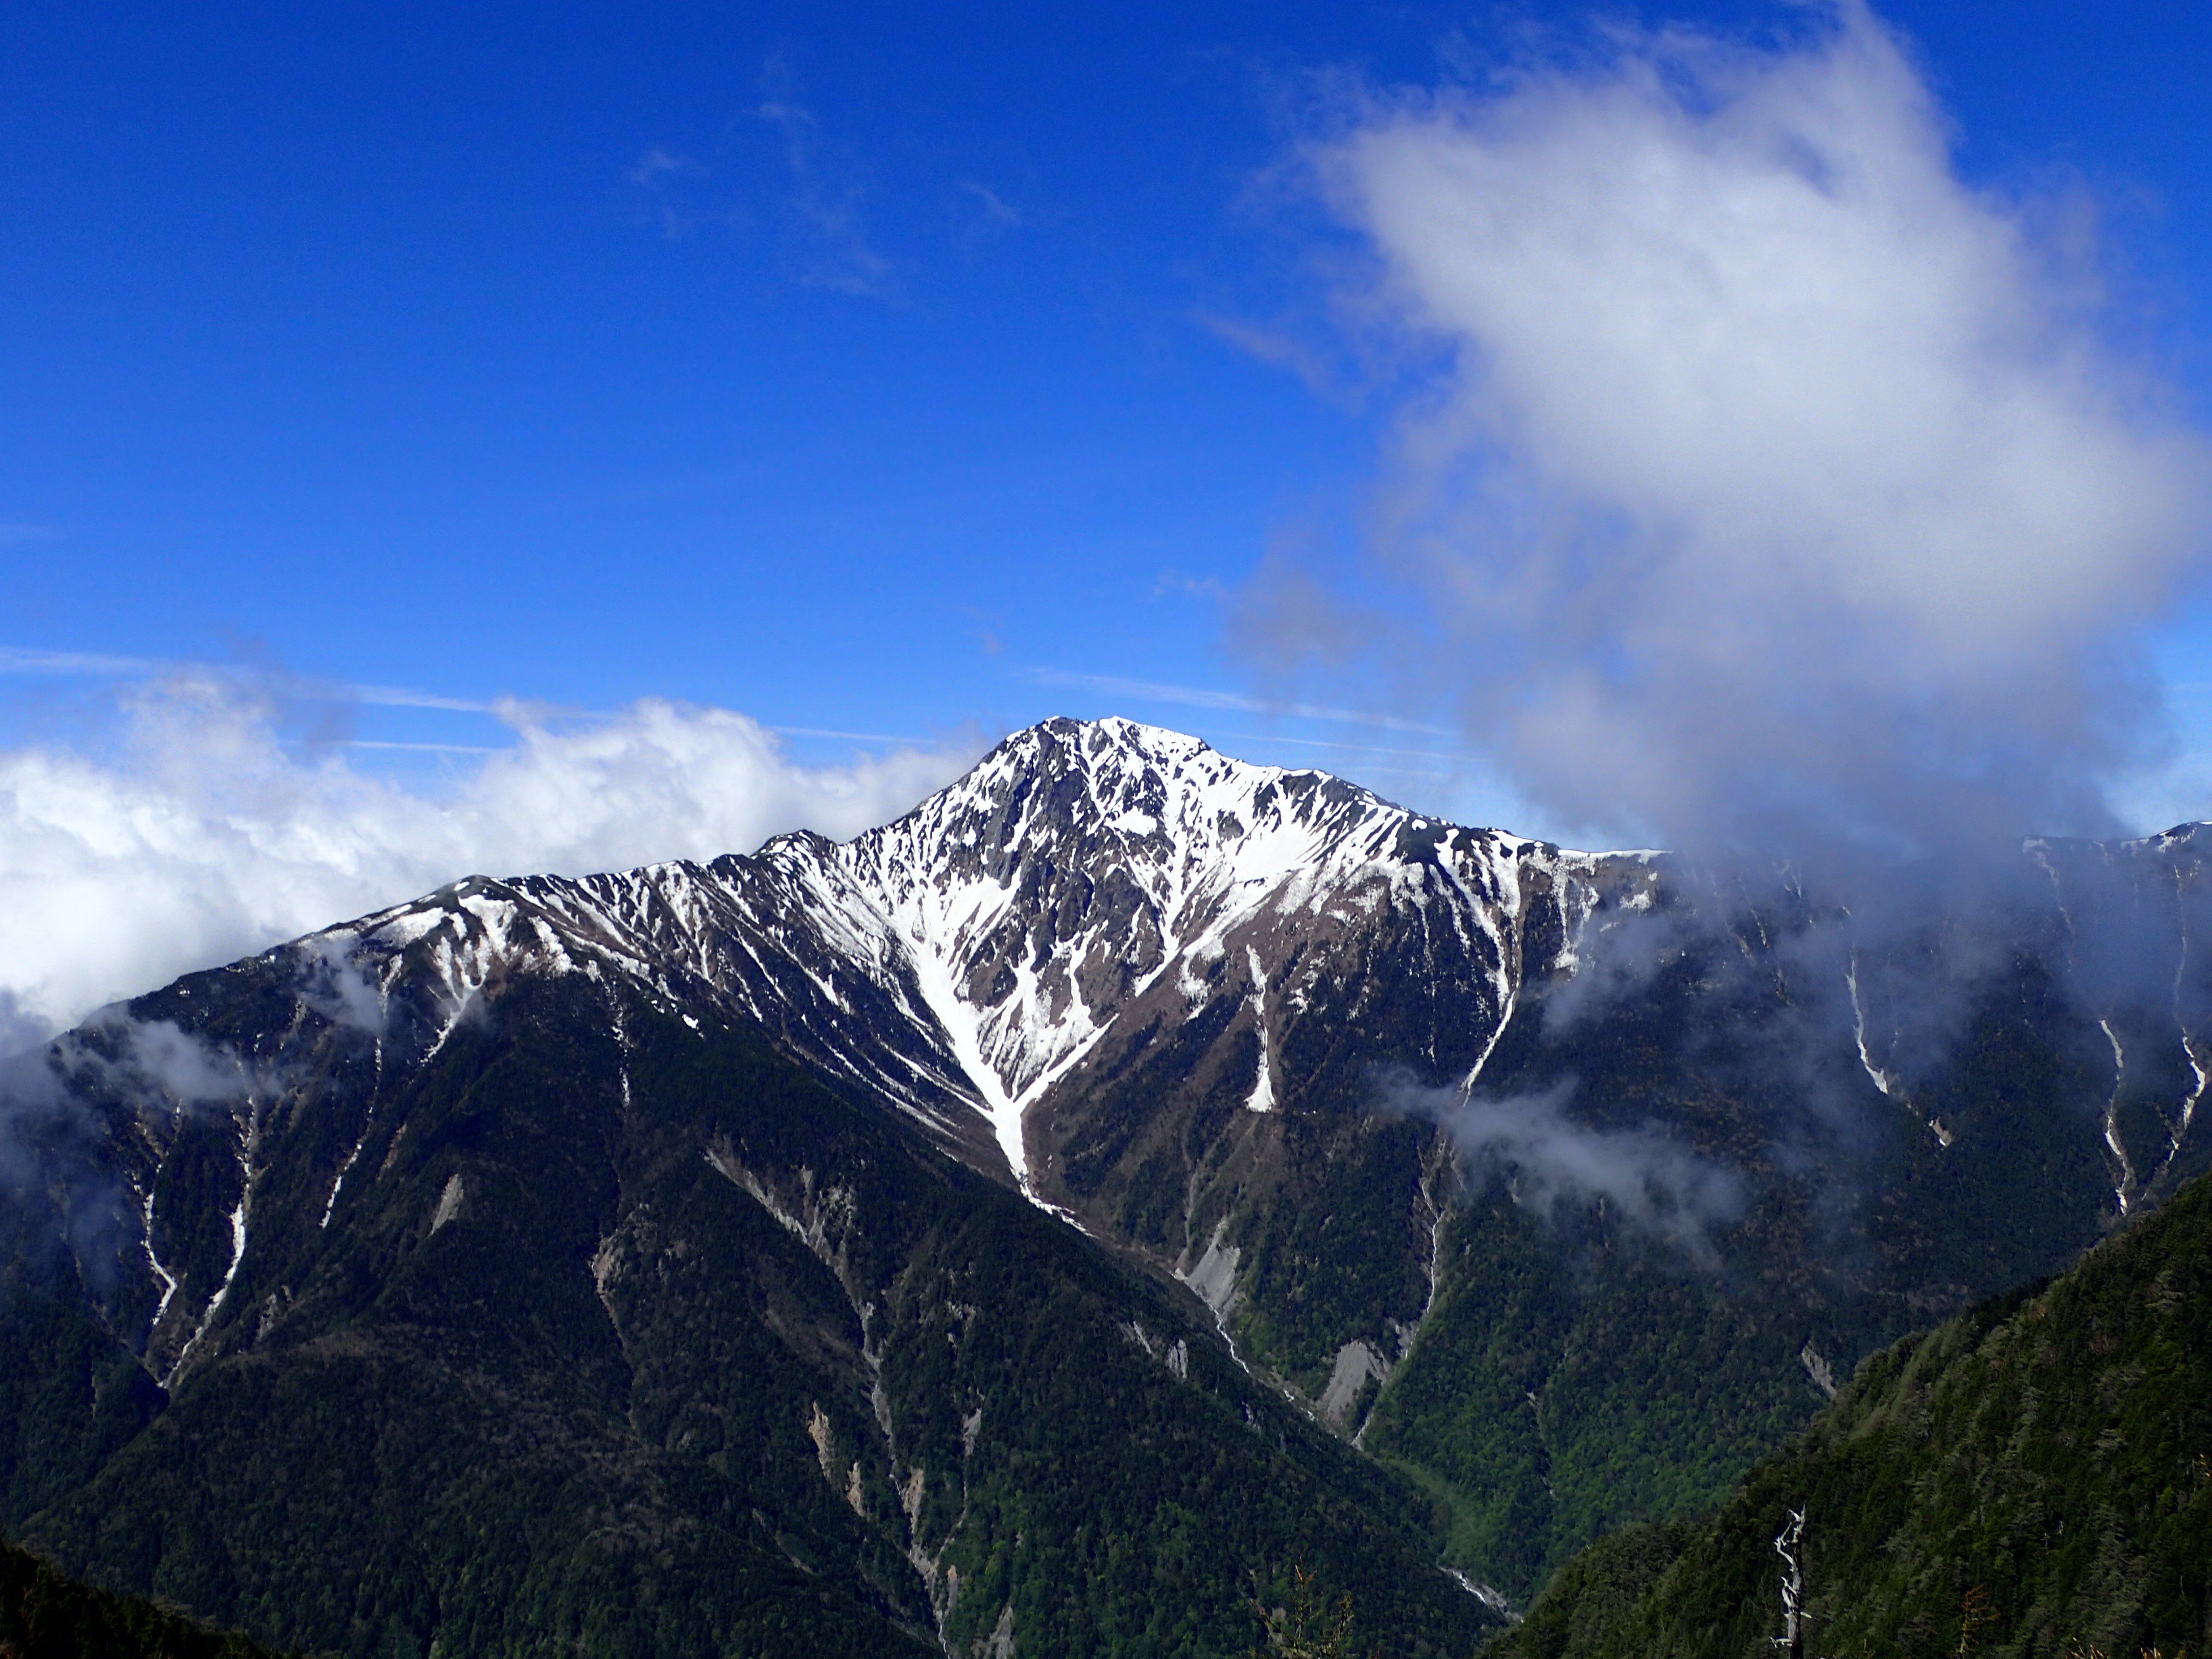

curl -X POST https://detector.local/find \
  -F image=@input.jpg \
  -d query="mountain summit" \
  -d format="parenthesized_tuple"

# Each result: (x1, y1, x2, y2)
(326, 716, 1610, 1199)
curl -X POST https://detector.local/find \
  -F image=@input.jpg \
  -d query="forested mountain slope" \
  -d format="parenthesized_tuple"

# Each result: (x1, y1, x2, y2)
(1, 717, 2207, 1650)
(1, 967, 1488, 1657)
(0, 1529, 291, 1659)
(1487, 1169, 2212, 1659)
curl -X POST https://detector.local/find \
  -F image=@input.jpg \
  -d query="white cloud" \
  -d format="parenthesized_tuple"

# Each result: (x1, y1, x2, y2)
(1297, 2, 2212, 857)
(0, 679, 980, 1042)
(1390, 1076, 1745, 1264)
(959, 179, 1021, 226)
(628, 146, 704, 187)
(1027, 667, 1453, 735)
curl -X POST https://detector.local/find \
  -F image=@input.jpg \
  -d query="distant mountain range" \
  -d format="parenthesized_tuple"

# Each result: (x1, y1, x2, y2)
(1, 717, 2205, 1656)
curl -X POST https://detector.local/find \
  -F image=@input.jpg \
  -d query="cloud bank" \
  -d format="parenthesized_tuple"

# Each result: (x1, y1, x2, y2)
(1389, 1075, 1745, 1263)
(1285, 2, 2211, 858)
(0, 680, 978, 1045)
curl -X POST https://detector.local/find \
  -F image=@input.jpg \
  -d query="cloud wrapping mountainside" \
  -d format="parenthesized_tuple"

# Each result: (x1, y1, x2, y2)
(0, 679, 976, 1046)
(1388, 1076, 1747, 1264)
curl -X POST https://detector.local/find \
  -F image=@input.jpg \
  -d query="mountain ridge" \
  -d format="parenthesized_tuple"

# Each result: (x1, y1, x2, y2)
(304, 715, 1623, 1198)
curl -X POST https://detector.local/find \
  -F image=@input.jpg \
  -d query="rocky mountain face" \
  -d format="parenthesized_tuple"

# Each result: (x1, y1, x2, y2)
(1, 717, 2207, 1653)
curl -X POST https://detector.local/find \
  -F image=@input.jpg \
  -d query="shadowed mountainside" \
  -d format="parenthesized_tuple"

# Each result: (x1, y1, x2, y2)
(0, 1527, 294, 1659)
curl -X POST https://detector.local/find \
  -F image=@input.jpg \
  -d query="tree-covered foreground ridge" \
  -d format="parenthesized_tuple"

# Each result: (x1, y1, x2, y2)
(2, 721, 2210, 1657)
(0, 1527, 291, 1658)
(1487, 1164, 2212, 1659)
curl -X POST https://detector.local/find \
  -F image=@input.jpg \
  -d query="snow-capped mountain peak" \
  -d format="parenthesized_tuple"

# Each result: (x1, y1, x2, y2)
(326, 718, 1601, 1196)
(801, 717, 1584, 1185)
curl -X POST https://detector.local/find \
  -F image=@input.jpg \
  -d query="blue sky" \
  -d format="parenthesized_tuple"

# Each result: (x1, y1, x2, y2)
(2, 3, 1414, 749)
(3, 2, 2212, 1028)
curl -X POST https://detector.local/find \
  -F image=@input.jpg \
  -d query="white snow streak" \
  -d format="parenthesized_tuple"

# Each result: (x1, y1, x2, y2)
(2100, 1017, 2135, 1212)
(1244, 947, 1276, 1114)
(320, 1132, 367, 1229)
(2177, 1030, 2207, 1164)
(140, 1186, 179, 1328)
(165, 1188, 248, 1387)
(1845, 955, 1904, 1102)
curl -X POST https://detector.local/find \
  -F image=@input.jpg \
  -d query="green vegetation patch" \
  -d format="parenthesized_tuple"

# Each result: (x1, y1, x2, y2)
(1487, 1172, 2212, 1659)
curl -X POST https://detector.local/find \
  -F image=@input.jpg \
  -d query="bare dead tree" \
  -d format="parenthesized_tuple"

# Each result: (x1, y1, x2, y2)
(1773, 1507, 1808, 1659)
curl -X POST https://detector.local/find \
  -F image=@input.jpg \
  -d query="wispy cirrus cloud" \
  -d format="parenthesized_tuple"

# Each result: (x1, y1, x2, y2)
(757, 57, 895, 298)
(1151, 568, 1228, 601)
(0, 645, 500, 713)
(0, 646, 161, 677)
(1027, 666, 1453, 737)
(628, 146, 703, 187)
(626, 146, 711, 237)
(959, 179, 1020, 226)
(1194, 312, 1346, 401)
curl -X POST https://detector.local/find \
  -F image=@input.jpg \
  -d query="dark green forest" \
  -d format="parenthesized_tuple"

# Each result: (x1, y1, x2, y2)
(0, 1530, 289, 1659)
(1485, 1170, 2212, 1659)
(2, 969, 1491, 1659)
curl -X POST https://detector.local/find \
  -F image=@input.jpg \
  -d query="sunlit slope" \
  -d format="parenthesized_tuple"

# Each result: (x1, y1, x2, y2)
(1487, 1169, 2212, 1659)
